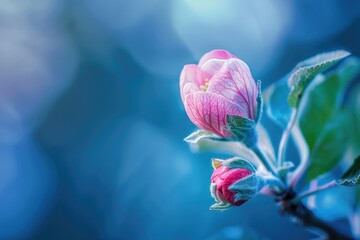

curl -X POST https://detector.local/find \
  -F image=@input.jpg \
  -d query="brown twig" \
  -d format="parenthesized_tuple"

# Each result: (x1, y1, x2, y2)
(278, 189, 353, 240)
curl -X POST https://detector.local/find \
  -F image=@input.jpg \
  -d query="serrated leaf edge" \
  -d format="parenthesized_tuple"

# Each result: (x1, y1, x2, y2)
(336, 174, 360, 186)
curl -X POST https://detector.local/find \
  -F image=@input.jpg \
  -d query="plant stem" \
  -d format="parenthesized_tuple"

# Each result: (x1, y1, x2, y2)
(251, 145, 278, 177)
(292, 180, 337, 204)
(290, 156, 309, 188)
(284, 201, 352, 240)
(277, 109, 298, 168)
(289, 124, 309, 188)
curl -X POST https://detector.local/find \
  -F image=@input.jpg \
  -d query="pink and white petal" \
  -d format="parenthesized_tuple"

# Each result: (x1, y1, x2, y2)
(200, 58, 227, 77)
(180, 64, 210, 90)
(180, 64, 197, 89)
(184, 92, 246, 137)
(199, 49, 236, 67)
(207, 58, 258, 119)
(181, 82, 198, 102)
(211, 166, 233, 185)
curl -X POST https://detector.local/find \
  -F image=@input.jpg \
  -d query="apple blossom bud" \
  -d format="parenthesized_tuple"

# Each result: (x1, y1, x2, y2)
(210, 157, 264, 210)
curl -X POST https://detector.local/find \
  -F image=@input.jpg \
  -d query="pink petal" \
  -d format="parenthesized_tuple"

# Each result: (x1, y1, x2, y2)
(199, 50, 236, 67)
(179, 64, 210, 101)
(207, 58, 258, 120)
(200, 58, 227, 77)
(180, 64, 210, 88)
(223, 169, 252, 187)
(222, 169, 252, 205)
(184, 92, 246, 137)
(211, 166, 232, 185)
(211, 167, 252, 206)
(181, 82, 198, 103)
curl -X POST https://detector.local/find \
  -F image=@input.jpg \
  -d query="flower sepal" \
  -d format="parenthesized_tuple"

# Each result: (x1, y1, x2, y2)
(217, 157, 256, 172)
(184, 130, 226, 144)
(255, 80, 263, 123)
(224, 80, 263, 147)
(225, 115, 257, 148)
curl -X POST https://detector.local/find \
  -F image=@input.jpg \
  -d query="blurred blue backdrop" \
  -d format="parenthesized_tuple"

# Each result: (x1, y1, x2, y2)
(0, 0, 360, 239)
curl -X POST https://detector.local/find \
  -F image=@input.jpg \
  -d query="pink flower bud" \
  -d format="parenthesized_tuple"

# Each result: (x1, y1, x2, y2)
(211, 165, 252, 206)
(210, 158, 263, 210)
(180, 50, 259, 138)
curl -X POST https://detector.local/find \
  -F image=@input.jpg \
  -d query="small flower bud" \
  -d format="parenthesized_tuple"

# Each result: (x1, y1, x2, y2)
(210, 157, 264, 210)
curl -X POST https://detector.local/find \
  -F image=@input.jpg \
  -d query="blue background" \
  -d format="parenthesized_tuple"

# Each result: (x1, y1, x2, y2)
(0, 0, 359, 239)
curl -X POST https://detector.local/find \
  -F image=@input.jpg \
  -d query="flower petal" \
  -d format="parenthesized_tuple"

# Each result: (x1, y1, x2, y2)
(211, 166, 232, 185)
(184, 92, 246, 137)
(207, 58, 258, 119)
(222, 169, 252, 205)
(181, 82, 198, 103)
(199, 49, 236, 67)
(200, 59, 227, 77)
(180, 64, 210, 101)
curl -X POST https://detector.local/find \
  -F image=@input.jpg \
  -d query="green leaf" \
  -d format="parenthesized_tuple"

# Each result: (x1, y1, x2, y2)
(337, 156, 360, 186)
(306, 114, 349, 181)
(349, 94, 360, 154)
(300, 74, 339, 150)
(337, 57, 360, 83)
(300, 57, 360, 182)
(288, 50, 350, 108)
(344, 57, 360, 156)
(184, 130, 224, 144)
(264, 76, 292, 128)
(226, 115, 257, 147)
(265, 51, 350, 128)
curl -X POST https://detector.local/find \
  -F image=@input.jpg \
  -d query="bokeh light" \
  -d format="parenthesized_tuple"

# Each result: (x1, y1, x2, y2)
(0, 0, 359, 239)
